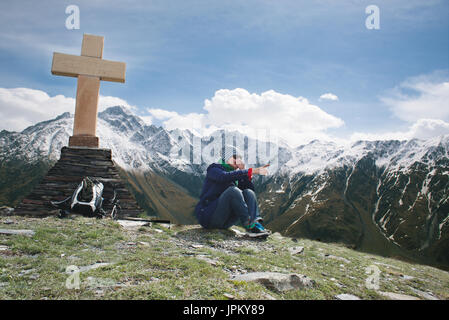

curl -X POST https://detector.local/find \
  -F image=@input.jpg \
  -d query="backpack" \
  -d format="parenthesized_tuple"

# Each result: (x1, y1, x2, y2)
(50, 176, 119, 218)
(70, 177, 104, 216)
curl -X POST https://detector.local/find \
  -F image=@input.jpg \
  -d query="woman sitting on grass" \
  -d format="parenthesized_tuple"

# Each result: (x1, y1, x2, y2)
(194, 148, 270, 236)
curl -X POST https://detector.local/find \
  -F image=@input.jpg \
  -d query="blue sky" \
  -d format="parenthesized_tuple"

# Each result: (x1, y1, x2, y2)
(0, 0, 448, 145)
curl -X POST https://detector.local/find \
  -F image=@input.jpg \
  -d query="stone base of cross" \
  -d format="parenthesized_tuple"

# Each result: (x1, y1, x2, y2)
(51, 34, 126, 148)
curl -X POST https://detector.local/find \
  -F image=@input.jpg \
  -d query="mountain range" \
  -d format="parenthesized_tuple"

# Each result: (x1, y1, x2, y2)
(0, 105, 448, 269)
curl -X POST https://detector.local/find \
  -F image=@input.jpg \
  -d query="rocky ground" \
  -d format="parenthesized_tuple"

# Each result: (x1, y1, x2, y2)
(0, 212, 448, 300)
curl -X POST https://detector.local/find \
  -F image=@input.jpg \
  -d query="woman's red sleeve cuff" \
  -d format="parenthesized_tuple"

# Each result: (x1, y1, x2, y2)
(248, 168, 253, 181)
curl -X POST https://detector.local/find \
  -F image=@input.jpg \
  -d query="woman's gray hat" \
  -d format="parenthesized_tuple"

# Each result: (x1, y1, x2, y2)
(221, 146, 243, 162)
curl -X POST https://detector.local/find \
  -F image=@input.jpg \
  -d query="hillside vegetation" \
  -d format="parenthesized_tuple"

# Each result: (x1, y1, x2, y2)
(1, 214, 448, 300)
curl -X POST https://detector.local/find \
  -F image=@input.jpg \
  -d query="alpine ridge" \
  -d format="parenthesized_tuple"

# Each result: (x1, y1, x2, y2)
(1, 105, 448, 269)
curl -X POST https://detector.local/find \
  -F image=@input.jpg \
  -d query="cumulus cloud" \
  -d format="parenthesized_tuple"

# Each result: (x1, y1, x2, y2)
(0, 87, 136, 132)
(319, 93, 339, 101)
(142, 88, 345, 146)
(408, 118, 449, 139)
(0, 87, 75, 132)
(203, 89, 344, 131)
(145, 108, 205, 131)
(98, 96, 137, 112)
(139, 116, 153, 125)
(350, 118, 449, 141)
(350, 71, 449, 142)
(381, 72, 449, 122)
(162, 112, 205, 132)
(146, 108, 179, 120)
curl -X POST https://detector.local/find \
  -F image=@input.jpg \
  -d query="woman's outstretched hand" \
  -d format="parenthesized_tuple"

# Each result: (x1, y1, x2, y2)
(253, 164, 270, 175)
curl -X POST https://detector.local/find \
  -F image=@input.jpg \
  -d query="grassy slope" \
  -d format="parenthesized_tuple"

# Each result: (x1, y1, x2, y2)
(0, 160, 52, 207)
(117, 168, 198, 224)
(1, 215, 448, 300)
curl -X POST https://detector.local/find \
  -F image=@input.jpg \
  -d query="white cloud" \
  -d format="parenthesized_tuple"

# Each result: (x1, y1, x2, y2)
(0, 87, 75, 132)
(408, 118, 449, 139)
(381, 72, 449, 122)
(162, 112, 205, 132)
(142, 88, 345, 146)
(319, 93, 339, 101)
(351, 118, 449, 141)
(98, 96, 137, 112)
(146, 108, 205, 131)
(351, 71, 449, 142)
(0, 87, 136, 132)
(139, 116, 153, 125)
(204, 89, 344, 131)
(146, 108, 179, 120)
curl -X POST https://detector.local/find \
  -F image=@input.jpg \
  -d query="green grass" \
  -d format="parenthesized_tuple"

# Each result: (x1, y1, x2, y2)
(0, 215, 448, 300)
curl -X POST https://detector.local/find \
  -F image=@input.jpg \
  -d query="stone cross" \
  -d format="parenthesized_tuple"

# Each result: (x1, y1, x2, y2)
(51, 34, 126, 148)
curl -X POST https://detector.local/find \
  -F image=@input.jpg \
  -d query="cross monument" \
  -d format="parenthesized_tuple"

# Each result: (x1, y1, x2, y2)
(51, 34, 126, 147)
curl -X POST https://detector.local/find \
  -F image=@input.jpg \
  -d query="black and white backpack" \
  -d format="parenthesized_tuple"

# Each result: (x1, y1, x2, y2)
(70, 177, 104, 216)
(51, 176, 118, 218)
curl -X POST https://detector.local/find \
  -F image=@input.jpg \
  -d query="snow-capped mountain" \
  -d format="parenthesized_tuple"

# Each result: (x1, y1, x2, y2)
(1, 105, 448, 268)
(260, 137, 449, 268)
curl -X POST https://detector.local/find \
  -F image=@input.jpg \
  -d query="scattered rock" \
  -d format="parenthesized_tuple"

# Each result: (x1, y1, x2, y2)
(0, 206, 14, 216)
(68, 255, 80, 261)
(86, 276, 117, 289)
(190, 244, 204, 249)
(271, 232, 282, 239)
(385, 269, 402, 276)
(323, 254, 350, 264)
(226, 265, 247, 275)
(288, 246, 304, 255)
(138, 241, 150, 247)
(229, 228, 266, 240)
(196, 255, 219, 266)
(262, 292, 277, 300)
(229, 228, 244, 236)
(0, 228, 35, 236)
(409, 287, 439, 300)
(378, 291, 420, 300)
(223, 293, 235, 300)
(117, 220, 149, 229)
(95, 289, 105, 297)
(331, 279, 345, 288)
(29, 274, 40, 280)
(19, 269, 36, 277)
(230, 272, 315, 292)
(3, 219, 14, 225)
(373, 262, 401, 270)
(335, 293, 361, 300)
(69, 262, 113, 273)
(0, 245, 9, 251)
